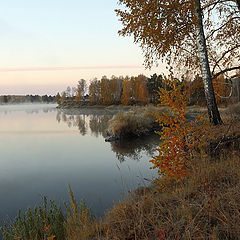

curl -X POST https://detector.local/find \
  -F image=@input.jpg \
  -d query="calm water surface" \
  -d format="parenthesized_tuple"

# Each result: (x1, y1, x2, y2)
(0, 104, 158, 220)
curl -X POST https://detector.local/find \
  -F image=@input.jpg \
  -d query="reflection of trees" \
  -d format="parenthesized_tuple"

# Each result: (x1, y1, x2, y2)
(25, 107, 56, 114)
(56, 110, 114, 137)
(56, 111, 61, 123)
(75, 115, 87, 135)
(89, 115, 112, 138)
(0, 105, 56, 115)
(58, 112, 87, 135)
(56, 109, 159, 162)
(26, 110, 39, 114)
(111, 135, 159, 162)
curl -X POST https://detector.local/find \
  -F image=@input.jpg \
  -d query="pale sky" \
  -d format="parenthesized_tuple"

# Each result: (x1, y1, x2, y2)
(0, 0, 166, 95)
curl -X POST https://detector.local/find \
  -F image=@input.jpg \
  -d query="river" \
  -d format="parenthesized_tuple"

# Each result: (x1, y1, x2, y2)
(0, 104, 158, 221)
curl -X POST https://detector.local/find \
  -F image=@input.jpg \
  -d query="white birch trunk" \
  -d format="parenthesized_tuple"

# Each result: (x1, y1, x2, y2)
(194, 0, 222, 125)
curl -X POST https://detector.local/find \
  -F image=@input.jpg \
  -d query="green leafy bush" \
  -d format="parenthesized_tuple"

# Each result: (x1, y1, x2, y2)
(1, 197, 66, 240)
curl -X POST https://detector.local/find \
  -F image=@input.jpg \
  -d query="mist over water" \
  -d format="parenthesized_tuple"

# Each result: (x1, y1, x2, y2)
(0, 104, 157, 220)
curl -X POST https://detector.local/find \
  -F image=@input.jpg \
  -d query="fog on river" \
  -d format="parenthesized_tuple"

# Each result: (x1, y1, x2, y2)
(0, 104, 158, 220)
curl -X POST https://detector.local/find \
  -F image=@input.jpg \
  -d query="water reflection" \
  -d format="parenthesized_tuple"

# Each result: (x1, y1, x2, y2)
(0, 104, 57, 115)
(56, 109, 115, 138)
(89, 115, 112, 138)
(57, 108, 159, 162)
(0, 104, 157, 220)
(111, 135, 159, 162)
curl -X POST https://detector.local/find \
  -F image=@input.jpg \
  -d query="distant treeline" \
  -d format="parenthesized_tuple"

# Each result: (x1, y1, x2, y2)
(0, 95, 56, 104)
(57, 74, 168, 106)
(57, 73, 237, 107)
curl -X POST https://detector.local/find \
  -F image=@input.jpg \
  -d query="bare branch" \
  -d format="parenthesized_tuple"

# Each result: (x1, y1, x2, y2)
(212, 45, 240, 74)
(206, 17, 240, 40)
(213, 66, 240, 79)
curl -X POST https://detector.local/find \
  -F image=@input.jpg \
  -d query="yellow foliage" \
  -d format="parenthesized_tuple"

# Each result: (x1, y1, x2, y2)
(56, 92, 61, 104)
(121, 78, 133, 105)
(150, 77, 207, 185)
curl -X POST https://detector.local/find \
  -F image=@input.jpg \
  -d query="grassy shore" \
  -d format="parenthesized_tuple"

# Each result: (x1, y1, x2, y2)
(107, 105, 162, 138)
(3, 141, 239, 239)
(2, 104, 240, 239)
(67, 118, 240, 239)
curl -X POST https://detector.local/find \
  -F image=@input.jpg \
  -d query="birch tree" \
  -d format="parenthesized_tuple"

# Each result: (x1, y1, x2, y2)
(194, 0, 222, 124)
(116, 0, 239, 124)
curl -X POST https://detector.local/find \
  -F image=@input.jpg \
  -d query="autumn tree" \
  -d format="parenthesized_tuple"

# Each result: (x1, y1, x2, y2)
(89, 78, 100, 104)
(110, 75, 123, 104)
(100, 76, 113, 104)
(76, 79, 87, 102)
(56, 92, 61, 104)
(151, 77, 209, 183)
(147, 74, 164, 104)
(115, 0, 240, 124)
(61, 91, 66, 102)
(205, 0, 240, 79)
(121, 76, 134, 105)
(133, 75, 149, 105)
(157, 1, 240, 80)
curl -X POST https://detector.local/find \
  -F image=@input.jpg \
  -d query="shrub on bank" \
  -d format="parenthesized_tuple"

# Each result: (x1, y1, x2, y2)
(107, 105, 162, 138)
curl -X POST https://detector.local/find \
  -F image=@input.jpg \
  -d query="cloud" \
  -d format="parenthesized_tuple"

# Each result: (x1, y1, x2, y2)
(0, 65, 143, 72)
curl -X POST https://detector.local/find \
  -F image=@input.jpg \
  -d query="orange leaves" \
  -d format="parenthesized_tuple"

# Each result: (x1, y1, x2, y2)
(89, 79, 100, 104)
(116, 0, 240, 90)
(89, 76, 123, 105)
(61, 92, 66, 101)
(121, 77, 133, 105)
(150, 77, 206, 185)
(56, 92, 61, 104)
(116, 0, 196, 68)
(48, 235, 56, 240)
(133, 75, 150, 105)
(121, 75, 150, 105)
(42, 224, 56, 240)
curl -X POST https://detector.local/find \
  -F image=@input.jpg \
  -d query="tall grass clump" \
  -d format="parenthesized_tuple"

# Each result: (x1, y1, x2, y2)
(1, 197, 65, 240)
(107, 105, 162, 138)
(65, 186, 103, 240)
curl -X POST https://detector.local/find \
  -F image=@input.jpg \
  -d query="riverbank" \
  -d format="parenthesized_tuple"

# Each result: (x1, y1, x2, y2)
(57, 102, 236, 140)
(2, 105, 240, 239)
(2, 118, 240, 239)
(57, 100, 130, 110)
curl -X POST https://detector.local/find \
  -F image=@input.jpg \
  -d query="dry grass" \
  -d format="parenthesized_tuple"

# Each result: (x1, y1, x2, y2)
(66, 187, 104, 240)
(223, 103, 240, 120)
(64, 150, 240, 239)
(101, 151, 240, 240)
(65, 121, 240, 240)
(107, 105, 163, 137)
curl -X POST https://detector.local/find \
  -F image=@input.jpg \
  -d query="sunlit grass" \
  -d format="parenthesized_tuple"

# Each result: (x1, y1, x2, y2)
(107, 105, 162, 137)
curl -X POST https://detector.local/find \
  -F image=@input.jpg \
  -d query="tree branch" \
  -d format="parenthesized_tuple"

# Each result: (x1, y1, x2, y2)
(212, 66, 240, 79)
(212, 45, 240, 74)
(206, 17, 240, 40)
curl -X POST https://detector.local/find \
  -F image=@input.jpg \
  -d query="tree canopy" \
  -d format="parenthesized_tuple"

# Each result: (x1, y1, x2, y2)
(116, 0, 240, 79)
(116, 0, 240, 124)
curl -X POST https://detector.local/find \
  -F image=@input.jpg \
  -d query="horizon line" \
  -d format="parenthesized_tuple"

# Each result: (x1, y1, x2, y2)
(0, 65, 143, 72)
